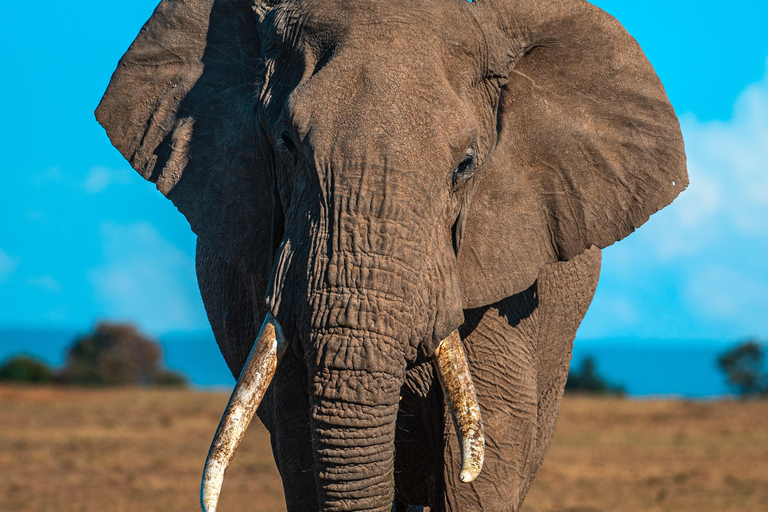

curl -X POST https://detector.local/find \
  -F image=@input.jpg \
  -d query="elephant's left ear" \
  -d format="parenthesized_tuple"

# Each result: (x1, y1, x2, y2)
(96, 0, 274, 279)
(457, 0, 688, 309)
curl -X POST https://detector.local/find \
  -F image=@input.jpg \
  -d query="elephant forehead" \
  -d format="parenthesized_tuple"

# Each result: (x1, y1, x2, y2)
(263, 0, 490, 75)
(291, 48, 475, 152)
(260, 0, 492, 166)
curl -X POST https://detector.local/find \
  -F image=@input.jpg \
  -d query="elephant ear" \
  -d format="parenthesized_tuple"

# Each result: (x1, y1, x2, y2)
(457, 0, 688, 309)
(95, 0, 273, 280)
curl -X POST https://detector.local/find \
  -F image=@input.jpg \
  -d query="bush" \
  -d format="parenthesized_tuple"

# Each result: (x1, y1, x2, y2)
(151, 370, 188, 387)
(717, 340, 767, 398)
(0, 355, 54, 384)
(60, 322, 188, 387)
(565, 356, 624, 395)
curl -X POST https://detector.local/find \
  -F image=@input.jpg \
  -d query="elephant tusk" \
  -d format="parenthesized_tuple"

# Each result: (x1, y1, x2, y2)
(433, 330, 485, 483)
(200, 313, 287, 512)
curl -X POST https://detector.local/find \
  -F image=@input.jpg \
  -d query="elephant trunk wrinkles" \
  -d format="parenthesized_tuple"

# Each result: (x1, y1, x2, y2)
(308, 330, 403, 512)
(302, 252, 416, 511)
(276, 160, 464, 510)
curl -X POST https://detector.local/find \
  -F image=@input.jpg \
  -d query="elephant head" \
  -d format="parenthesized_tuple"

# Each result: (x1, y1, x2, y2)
(96, 0, 687, 510)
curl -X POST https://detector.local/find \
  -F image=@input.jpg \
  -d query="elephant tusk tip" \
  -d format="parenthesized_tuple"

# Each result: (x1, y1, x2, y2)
(459, 469, 478, 483)
(200, 493, 218, 512)
(459, 429, 484, 483)
(201, 458, 224, 512)
(459, 454, 483, 483)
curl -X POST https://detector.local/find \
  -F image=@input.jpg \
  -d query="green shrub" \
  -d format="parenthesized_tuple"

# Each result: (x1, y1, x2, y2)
(0, 355, 54, 384)
(152, 370, 188, 387)
(717, 340, 767, 398)
(565, 356, 624, 395)
(60, 322, 187, 387)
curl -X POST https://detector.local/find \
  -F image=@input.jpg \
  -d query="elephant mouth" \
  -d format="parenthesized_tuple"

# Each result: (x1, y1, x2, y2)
(199, 314, 485, 512)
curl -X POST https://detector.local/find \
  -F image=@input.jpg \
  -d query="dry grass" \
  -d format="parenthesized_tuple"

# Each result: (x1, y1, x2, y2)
(0, 386, 284, 512)
(1, 387, 766, 511)
(523, 396, 768, 512)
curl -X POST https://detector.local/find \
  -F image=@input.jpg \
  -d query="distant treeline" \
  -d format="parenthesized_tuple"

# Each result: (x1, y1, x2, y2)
(716, 339, 768, 398)
(565, 356, 625, 396)
(2, 325, 764, 397)
(0, 322, 187, 387)
(567, 338, 768, 398)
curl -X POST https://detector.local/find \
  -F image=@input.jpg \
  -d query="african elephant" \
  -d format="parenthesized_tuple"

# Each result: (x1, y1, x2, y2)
(96, 0, 687, 510)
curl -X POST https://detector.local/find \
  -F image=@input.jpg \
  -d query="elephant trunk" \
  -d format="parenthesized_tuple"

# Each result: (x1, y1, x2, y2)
(308, 328, 485, 511)
(270, 158, 479, 510)
(308, 330, 403, 512)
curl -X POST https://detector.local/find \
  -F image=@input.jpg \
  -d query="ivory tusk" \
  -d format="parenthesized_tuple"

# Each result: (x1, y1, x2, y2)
(200, 313, 287, 512)
(433, 330, 485, 483)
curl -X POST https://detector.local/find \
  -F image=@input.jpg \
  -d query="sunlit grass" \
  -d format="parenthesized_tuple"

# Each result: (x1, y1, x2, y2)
(523, 396, 768, 512)
(1, 387, 766, 511)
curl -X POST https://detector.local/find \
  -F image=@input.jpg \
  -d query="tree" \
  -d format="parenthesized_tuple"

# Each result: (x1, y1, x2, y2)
(717, 340, 767, 398)
(0, 355, 54, 384)
(60, 322, 187, 387)
(565, 356, 624, 395)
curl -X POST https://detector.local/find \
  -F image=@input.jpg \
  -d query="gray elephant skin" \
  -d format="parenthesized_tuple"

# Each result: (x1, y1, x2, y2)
(96, 0, 688, 510)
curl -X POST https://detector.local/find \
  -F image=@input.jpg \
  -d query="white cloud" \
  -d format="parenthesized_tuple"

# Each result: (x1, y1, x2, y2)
(83, 166, 132, 193)
(673, 162, 722, 229)
(672, 59, 768, 245)
(686, 266, 768, 320)
(88, 222, 208, 334)
(583, 57, 768, 340)
(684, 265, 768, 337)
(0, 248, 18, 282)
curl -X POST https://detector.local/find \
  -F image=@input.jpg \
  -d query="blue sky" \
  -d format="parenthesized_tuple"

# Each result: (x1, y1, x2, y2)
(1, 1, 767, 342)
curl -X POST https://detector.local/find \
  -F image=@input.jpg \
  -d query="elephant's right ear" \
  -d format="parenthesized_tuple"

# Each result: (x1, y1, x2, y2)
(96, 0, 273, 279)
(458, 0, 688, 309)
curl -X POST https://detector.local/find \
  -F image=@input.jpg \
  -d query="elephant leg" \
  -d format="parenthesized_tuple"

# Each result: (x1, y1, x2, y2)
(441, 248, 601, 511)
(523, 247, 601, 496)
(442, 286, 540, 512)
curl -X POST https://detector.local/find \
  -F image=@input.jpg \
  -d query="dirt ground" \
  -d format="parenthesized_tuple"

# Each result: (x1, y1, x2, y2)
(1, 387, 766, 512)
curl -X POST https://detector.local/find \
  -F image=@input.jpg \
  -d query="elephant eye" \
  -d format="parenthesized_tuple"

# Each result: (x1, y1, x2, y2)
(452, 152, 476, 189)
(278, 132, 298, 155)
(275, 131, 301, 167)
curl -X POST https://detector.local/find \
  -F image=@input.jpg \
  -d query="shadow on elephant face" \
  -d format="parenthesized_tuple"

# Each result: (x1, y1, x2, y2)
(96, 0, 687, 510)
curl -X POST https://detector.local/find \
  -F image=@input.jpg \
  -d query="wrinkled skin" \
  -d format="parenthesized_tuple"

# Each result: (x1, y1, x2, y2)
(96, 0, 688, 510)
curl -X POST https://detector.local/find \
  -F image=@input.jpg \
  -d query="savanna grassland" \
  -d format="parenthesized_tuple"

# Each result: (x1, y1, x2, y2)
(1, 387, 766, 512)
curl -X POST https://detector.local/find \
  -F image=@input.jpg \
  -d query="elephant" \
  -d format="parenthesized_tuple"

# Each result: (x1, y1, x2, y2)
(95, 0, 687, 510)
